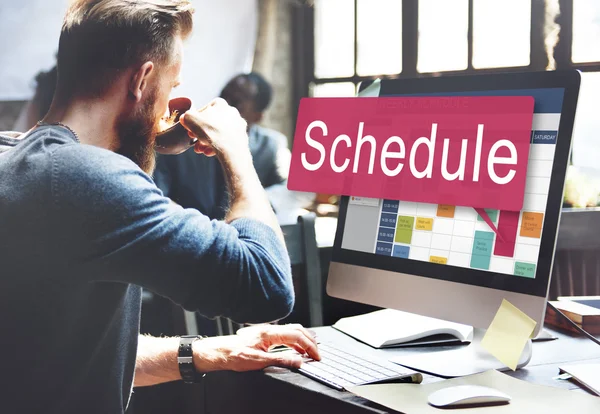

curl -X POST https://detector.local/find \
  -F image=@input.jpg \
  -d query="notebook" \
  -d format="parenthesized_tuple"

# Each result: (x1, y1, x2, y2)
(558, 295, 600, 311)
(559, 363, 600, 396)
(332, 308, 473, 348)
(546, 299, 600, 334)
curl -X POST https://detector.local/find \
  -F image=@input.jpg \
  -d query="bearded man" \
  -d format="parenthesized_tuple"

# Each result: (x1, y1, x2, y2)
(0, 1, 318, 413)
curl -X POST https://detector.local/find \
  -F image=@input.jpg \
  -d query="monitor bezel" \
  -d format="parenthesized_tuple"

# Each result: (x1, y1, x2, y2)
(331, 70, 581, 298)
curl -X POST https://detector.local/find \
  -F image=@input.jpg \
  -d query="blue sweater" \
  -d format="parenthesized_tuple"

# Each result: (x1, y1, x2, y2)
(0, 126, 293, 413)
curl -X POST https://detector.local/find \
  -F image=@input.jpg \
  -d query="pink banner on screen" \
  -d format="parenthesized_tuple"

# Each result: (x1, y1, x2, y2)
(494, 210, 521, 257)
(288, 96, 534, 211)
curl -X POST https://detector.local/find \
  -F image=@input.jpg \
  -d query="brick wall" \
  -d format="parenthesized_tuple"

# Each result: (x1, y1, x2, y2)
(253, 0, 294, 146)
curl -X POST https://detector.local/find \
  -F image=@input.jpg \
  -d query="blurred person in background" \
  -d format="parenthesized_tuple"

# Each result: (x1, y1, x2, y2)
(13, 63, 58, 131)
(154, 72, 314, 223)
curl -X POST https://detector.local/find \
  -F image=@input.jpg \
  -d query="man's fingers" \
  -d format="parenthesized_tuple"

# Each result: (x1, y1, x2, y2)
(194, 146, 216, 157)
(211, 97, 227, 107)
(231, 348, 303, 372)
(179, 112, 200, 135)
(260, 350, 303, 369)
(286, 343, 315, 358)
(286, 323, 318, 346)
(194, 143, 216, 157)
(180, 111, 213, 138)
(193, 137, 216, 156)
(271, 331, 320, 361)
(293, 332, 321, 361)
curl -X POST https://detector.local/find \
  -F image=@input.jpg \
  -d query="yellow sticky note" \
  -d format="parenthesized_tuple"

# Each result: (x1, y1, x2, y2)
(480, 299, 537, 370)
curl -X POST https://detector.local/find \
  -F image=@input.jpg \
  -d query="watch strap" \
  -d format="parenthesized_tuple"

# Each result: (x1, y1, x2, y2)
(178, 335, 206, 384)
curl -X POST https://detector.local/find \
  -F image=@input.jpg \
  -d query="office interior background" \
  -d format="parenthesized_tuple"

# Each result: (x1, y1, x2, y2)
(3, 0, 600, 204)
(0, 0, 599, 412)
(0, 0, 598, 350)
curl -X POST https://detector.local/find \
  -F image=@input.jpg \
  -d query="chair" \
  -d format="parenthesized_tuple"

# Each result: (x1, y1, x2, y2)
(211, 212, 325, 335)
(280, 212, 324, 328)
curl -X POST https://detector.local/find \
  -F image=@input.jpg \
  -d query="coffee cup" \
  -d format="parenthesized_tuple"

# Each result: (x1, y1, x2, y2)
(155, 97, 197, 155)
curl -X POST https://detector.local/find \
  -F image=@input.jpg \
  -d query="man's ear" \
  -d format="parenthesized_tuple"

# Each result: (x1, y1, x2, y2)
(129, 62, 154, 102)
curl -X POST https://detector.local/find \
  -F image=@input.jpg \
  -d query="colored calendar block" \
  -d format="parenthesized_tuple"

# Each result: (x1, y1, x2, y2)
(471, 231, 494, 270)
(415, 217, 433, 231)
(395, 216, 414, 244)
(520, 212, 543, 238)
(437, 205, 456, 218)
(393, 245, 410, 259)
(514, 262, 536, 278)
(430, 256, 448, 264)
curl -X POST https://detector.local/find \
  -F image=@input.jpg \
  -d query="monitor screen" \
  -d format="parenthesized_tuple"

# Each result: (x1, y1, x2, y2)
(333, 86, 570, 298)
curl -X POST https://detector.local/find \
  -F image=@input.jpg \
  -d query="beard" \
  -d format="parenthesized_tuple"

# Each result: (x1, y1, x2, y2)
(116, 88, 159, 175)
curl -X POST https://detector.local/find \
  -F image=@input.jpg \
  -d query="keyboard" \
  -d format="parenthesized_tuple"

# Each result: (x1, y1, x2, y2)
(298, 342, 423, 391)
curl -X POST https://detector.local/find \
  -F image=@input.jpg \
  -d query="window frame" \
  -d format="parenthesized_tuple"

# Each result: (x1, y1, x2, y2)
(297, 0, 600, 94)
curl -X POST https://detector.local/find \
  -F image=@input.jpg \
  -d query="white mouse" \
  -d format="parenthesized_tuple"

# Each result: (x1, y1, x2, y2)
(428, 385, 511, 408)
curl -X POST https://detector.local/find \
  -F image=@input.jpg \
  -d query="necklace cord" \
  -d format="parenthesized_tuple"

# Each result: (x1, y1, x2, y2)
(36, 121, 80, 143)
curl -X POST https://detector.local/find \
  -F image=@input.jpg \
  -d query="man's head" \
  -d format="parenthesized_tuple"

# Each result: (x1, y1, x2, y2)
(55, 0, 194, 173)
(220, 73, 273, 127)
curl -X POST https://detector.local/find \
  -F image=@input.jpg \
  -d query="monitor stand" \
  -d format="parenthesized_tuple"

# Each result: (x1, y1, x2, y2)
(390, 328, 533, 378)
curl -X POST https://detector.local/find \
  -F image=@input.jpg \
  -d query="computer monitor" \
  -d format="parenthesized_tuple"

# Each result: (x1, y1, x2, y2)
(327, 71, 580, 345)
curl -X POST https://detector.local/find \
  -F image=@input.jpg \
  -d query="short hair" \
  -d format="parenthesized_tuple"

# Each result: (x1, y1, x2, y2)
(246, 72, 273, 112)
(221, 72, 273, 112)
(57, 0, 194, 98)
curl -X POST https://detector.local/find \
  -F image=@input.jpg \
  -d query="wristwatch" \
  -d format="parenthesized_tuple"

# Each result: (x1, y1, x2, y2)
(178, 335, 206, 384)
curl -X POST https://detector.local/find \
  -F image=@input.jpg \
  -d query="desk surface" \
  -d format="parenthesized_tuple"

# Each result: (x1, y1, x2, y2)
(204, 326, 600, 414)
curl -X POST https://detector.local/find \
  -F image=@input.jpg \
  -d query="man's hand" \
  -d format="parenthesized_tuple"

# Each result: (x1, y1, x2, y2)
(179, 97, 284, 241)
(180, 98, 249, 158)
(193, 324, 321, 373)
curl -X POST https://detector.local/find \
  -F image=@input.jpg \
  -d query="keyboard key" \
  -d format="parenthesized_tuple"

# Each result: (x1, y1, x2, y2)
(302, 365, 349, 385)
(297, 342, 419, 391)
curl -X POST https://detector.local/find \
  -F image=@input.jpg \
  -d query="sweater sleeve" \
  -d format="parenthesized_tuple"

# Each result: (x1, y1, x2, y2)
(50, 145, 294, 324)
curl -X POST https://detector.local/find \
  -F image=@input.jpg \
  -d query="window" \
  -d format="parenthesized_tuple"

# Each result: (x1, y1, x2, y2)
(418, 0, 468, 73)
(472, 0, 531, 69)
(314, 0, 354, 79)
(309, 0, 538, 99)
(572, 0, 600, 63)
(356, 0, 403, 76)
(572, 72, 600, 169)
(568, 0, 600, 171)
(310, 82, 356, 97)
(304, 0, 600, 176)
(311, 0, 403, 97)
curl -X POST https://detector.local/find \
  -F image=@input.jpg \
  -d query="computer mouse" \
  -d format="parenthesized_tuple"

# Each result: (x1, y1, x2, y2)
(428, 385, 511, 408)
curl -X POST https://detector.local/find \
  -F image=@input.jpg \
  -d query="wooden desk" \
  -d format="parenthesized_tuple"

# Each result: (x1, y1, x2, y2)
(202, 326, 600, 414)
